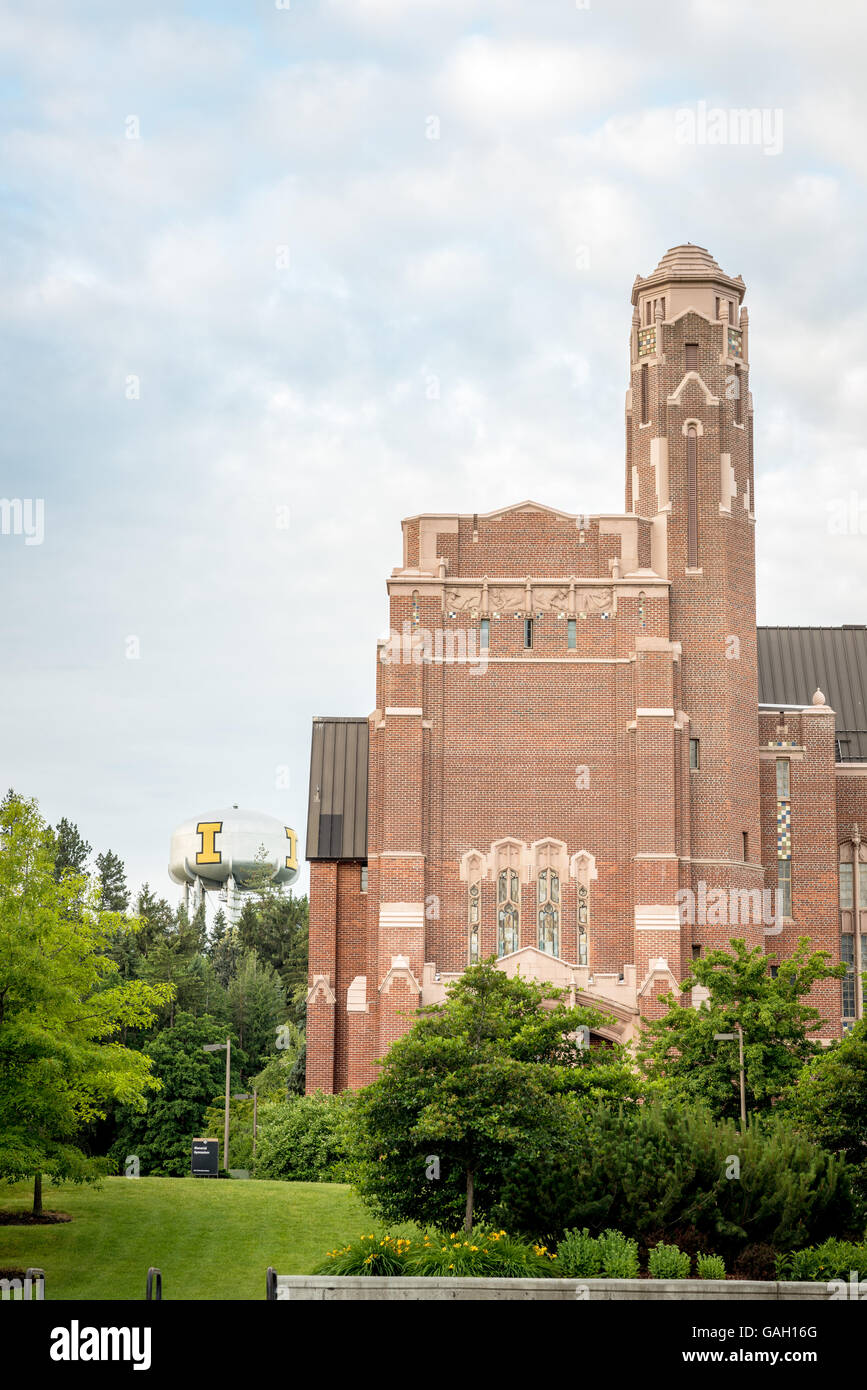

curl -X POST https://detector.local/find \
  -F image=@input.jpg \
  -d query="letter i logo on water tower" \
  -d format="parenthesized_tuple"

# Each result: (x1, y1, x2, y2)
(196, 821, 223, 865)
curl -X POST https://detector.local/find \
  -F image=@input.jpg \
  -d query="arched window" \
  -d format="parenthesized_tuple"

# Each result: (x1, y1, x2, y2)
(687, 426, 698, 568)
(497, 868, 520, 957)
(577, 882, 589, 966)
(468, 880, 481, 964)
(537, 868, 560, 955)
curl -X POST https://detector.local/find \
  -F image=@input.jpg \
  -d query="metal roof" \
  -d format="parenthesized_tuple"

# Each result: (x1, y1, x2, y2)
(306, 717, 369, 860)
(757, 626, 867, 761)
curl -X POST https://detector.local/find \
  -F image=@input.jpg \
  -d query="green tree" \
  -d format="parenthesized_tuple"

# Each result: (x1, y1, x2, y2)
(110, 1012, 239, 1176)
(50, 817, 92, 880)
(353, 961, 637, 1231)
(208, 908, 240, 989)
(133, 884, 175, 958)
(781, 1014, 867, 1206)
(0, 792, 172, 1213)
(95, 850, 129, 912)
(638, 938, 845, 1120)
(226, 950, 287, 1074)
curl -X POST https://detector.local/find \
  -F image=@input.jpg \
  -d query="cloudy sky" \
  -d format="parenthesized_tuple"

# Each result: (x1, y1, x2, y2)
(1, 0, 865, 905)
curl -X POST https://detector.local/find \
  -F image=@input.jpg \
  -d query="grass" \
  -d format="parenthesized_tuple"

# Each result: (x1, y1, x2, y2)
(0, 1177, 372, 1301)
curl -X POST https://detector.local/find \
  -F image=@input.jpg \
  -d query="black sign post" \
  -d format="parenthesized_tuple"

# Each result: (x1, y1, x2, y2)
(191, 1138, 220, 1177)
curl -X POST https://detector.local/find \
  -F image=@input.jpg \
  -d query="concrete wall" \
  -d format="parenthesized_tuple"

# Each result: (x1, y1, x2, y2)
(272, 1276, 831, 1301)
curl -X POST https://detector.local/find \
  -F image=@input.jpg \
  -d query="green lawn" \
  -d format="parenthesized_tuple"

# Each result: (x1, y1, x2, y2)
(0, 1177, 372, 1300)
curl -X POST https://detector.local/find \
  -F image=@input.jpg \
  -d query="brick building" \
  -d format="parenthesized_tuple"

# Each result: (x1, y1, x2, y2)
(304, 244, 867, 1094)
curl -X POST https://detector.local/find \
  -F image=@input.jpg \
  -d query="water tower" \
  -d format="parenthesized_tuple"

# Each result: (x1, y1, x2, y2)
(169, 806, 299, 923)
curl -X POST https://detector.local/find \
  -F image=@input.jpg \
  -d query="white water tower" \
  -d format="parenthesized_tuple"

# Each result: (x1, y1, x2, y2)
(169, 806, 299, 922)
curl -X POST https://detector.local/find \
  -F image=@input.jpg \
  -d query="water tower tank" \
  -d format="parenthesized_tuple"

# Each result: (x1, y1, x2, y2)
(169, 807, 299, 917)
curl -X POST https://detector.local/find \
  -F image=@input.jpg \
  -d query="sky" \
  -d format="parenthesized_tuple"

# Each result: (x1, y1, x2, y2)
(1, 0, 866, 908)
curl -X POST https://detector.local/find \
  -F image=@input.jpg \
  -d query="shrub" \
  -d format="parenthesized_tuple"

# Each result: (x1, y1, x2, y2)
(253, 1091, 356, 1182)
(777, 1238, 867, 1282)
(497, 1099, 856, 1257)
(597, 1229, 640, 1278)
(407, 1230, 557, 1279)
(313, 1229, 557, 1278)
(557, 1227, 603, 1278)
(314, 1233, 410, 1276)
(731, 1243, 778, 1281)
(696, 1253, 726, 1280)
(648, 1242, 691, 1279)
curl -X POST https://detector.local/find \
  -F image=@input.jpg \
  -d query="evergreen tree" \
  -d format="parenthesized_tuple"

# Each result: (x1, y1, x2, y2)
(51, 817, 92, 881)
(95, 849, 129, 912)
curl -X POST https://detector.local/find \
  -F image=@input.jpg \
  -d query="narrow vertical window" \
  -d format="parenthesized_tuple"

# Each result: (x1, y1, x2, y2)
(778, 861, 792, 917)
(524, 617, 533, 649)
(468, 880, 481, 964)
(742, 831, 749, 861)
(687, 425, 698, 567)
(776, 758, 790, 800)
(497, 869, 520, 957)
(411, 589, 420, 629)
(690, 737, 700, 770)
(577, 882, 589, 966)
(734, 365, 743, 425)
(640, 363, 648, 423)
(479, 618, 490, 650)
(715, 296, 721, 319)
(692, 943, 702, 961)
(728, 301, 736, 323)
(660, 297, 666, 320)
(638, 591, 646, 629)
(567, 618, 577, 649)
(537, 869, 560, 956)
(360, 865, 368, 893)
(685, 343, 698, 371)
(839, 861, 854, 910)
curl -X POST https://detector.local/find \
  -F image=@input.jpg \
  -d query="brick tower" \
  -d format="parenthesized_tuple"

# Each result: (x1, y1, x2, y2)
(626, 245, 763, 998)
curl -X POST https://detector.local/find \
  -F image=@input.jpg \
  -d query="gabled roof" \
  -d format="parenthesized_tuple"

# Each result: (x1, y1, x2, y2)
(757, 626, 867, 761)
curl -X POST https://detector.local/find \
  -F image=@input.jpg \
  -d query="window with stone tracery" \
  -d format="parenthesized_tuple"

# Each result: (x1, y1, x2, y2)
(468, 880, 481, 964)
(537, 868, 560, 956)
(577, 882, 590, 966)
(497, 868, 520, 957)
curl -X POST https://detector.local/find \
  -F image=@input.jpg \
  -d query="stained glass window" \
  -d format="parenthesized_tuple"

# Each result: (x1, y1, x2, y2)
(538, 869, 560, 955)
(468, 880, 480, 964)
(577, 883, 589, 966)
(497, 868, 520, 957)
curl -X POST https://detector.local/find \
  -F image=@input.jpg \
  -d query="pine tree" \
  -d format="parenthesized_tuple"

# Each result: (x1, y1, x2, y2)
(95, 849, 129, 912)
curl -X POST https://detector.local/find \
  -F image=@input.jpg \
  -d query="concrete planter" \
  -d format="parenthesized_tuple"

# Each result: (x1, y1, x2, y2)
(269, 1274, 832, 1301)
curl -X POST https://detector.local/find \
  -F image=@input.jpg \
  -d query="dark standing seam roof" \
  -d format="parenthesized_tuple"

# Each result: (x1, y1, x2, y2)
(757, 627, 867, 761)
(306, 717, 369, 860)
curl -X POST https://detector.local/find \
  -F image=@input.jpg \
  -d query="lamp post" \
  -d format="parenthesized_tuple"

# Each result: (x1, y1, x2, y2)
(714, 1024, 746, 1131)
(203, 1039, 231, 1171)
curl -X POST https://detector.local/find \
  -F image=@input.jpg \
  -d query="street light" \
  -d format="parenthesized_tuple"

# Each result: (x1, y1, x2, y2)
(714, 1023, 746, 1131)
(203, 1038, 231, 1171)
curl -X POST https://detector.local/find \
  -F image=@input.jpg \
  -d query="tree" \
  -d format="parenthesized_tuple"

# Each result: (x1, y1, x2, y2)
(226, 950, 287, 1075)
(110, 1012, 239, 1176)
(353, 961, 637, 1231)
(50, 817, 92, 880)
(208, 909, 240, 989)
(95, 850, 129, 912)
(0, 792, 173, 1213)
(133, 885, 175, 958)
(782, 1015, 867, 1206)
(638, 938, 846, 1120)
